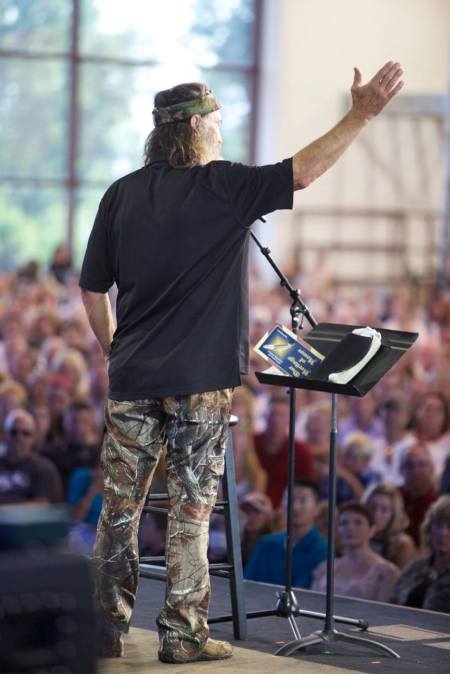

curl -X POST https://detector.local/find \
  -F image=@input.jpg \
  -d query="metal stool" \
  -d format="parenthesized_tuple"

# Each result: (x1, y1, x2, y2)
(138, 415, 247, 639)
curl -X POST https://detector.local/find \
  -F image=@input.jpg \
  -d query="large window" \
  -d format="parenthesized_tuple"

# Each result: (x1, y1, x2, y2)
(0, 0, 260, 269)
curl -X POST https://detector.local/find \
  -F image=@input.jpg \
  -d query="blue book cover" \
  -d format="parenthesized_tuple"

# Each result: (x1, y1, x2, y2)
(254, 324, 324, 378)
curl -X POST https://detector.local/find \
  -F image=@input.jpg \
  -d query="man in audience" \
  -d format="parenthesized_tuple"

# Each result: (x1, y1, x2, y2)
(244, 479, 327, 588)
(43, 401, 102, 493)
(49, 243, 73, 285)
(339, 392, 384, 443)
(239, 492, 275, 565)
(399, 443, 438, 547)
(0, 409, 62, 504)
(254, 396, 314, 508)
(29, 403, 52, 452)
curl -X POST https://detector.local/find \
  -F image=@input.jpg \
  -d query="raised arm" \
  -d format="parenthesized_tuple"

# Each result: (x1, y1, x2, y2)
(292, 61, 404, 190)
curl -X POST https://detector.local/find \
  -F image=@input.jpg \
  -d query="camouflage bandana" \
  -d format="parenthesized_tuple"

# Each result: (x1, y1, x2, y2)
(152, 85, 220, 127)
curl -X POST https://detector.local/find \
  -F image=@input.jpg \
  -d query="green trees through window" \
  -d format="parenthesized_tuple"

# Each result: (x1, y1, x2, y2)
(0, 0, 259, 270)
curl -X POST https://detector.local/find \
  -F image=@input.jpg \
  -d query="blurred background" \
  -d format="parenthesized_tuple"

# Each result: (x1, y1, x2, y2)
(1, 0, 449, 287)
(0, 0, 258, 269)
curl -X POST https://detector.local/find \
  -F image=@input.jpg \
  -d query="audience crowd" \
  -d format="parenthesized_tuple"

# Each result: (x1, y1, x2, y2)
(1, 249, 450, 614)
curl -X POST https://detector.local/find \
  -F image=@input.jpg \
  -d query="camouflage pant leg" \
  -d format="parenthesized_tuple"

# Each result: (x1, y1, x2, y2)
(93, 398, 166, 634)
(156, 388, 232, 657)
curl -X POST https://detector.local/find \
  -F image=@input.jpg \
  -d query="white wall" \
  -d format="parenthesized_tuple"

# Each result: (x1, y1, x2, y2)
(255, 0, 450, 279)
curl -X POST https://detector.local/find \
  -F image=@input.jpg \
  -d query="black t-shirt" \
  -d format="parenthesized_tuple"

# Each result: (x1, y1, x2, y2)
(0, 453, 63, 504)
(79, 156, 293, 399)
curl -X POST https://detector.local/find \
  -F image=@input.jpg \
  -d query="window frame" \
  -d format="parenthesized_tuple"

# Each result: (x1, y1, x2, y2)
(0, 0, 262, 260)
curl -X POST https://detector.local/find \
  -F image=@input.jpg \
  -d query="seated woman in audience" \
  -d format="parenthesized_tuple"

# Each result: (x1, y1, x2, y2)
(370, 392, 416, 486)
(391, 495, 450, 613)
(412, 391, 450, 482)
(339, 431, 381, 490)
(52, 347, 90, 401)
(399, 443, 438, 547)
(363, 482, 416, 569)
(311, 502, 400, 602)
(320, 432, 378, 505)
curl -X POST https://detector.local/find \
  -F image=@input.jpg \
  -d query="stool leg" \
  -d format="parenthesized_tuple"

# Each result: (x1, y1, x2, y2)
(222, 429, 247, 640)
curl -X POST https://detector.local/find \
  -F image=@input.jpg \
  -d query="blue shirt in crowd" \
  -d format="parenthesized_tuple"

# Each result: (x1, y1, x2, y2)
(66, 468, 102, 526)
(244, 527, 327, 589)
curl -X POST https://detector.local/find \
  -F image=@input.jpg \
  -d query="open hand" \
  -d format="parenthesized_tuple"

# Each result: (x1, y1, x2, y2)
(351, 61, 404, 121)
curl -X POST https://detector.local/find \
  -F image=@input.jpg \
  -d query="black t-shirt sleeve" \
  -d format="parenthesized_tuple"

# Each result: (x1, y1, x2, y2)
(79, 196, 114, 293)
(218, 158, 294, 227)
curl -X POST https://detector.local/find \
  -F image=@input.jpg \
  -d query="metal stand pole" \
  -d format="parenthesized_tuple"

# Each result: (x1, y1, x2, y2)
(243, 227, 369, 638)
(276, 393, 399, 658)
(272, 382, 302, 641)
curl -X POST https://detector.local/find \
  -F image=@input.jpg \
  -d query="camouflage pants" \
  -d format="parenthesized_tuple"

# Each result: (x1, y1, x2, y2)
(93, 389, 232, 654)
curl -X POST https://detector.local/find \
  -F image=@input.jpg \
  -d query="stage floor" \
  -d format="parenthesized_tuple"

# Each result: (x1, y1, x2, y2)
(100, 573, 450, 674)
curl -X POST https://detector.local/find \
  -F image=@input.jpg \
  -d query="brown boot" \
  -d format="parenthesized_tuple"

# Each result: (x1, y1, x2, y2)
(158, 638, 233, 664)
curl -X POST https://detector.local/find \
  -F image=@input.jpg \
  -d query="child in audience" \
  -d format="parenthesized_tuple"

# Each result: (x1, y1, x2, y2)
(244, 480, 326, 589)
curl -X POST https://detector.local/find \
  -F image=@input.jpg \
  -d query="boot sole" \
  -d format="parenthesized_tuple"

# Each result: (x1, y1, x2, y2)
(158, 651, 232, 664)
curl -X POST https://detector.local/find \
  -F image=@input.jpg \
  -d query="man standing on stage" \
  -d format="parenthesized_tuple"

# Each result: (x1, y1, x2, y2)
(80, 62, 403, 663)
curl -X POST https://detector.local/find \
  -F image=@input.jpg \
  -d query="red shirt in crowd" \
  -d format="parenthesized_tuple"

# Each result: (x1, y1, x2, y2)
(400, 485, 438, 547)
(254, 434, 315, 508)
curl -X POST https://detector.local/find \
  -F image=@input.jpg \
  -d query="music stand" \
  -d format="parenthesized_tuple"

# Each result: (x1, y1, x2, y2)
(245, 233, 370, 637)
(257, 322, 418, 659)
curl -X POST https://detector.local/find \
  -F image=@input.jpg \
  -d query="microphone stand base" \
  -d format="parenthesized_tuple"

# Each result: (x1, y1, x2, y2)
(275, 628, 400, 658)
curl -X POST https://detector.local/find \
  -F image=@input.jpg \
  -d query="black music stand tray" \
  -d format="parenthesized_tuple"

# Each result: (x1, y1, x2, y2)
(256, 322, 418, 659)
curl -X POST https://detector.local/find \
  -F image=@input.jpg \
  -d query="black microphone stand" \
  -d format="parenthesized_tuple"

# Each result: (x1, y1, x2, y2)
(246, 224, 370, 640)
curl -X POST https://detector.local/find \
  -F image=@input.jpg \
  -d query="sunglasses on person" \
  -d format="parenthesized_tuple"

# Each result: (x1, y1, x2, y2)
(9, 427, 34, 437)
